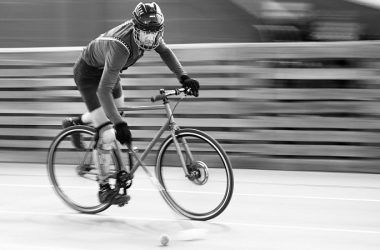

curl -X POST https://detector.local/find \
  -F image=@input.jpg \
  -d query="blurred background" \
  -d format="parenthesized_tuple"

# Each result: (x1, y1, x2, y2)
(1, 0, 380, 46)
(1, 0, 380, 173)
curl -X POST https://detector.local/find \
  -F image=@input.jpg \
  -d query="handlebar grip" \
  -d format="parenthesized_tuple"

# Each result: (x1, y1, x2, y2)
(150, 93, 166, 102)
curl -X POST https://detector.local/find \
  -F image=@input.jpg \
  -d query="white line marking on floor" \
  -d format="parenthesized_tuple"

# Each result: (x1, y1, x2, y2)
(0, 209, 379, 235)
(0, 244, 82, 250)
(1, 183, 380, 202)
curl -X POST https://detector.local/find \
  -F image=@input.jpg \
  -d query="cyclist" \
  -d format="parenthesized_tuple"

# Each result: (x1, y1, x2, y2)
(62, 2, 200, 204)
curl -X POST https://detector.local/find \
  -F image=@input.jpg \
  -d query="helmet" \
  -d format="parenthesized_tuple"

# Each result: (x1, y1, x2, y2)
(132, 2, 164, 50)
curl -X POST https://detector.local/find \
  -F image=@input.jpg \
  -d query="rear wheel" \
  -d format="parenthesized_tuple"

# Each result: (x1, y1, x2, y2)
(155, 129, 234, 220)
(47, 125, 121, 214)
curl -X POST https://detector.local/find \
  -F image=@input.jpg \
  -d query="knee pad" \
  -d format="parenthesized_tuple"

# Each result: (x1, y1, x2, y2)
(101, 127, 116, 145)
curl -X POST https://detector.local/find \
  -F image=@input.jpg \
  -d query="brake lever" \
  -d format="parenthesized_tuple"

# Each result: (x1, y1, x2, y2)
(183, 88, 193, 96)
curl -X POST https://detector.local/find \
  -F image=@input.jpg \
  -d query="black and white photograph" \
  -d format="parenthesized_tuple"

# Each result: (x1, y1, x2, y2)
(0, 0, 380, 249)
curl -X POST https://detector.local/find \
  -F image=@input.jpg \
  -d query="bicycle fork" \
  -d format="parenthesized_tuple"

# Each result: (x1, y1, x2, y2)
(171, 131, 194, 177)
(164, 101, 195, 177)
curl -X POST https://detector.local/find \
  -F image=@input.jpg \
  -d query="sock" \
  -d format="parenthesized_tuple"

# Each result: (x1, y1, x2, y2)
(81, 112, 92, 124)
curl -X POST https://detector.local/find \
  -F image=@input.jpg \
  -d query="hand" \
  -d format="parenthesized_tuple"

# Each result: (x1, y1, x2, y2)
(180, 75, 200, 97)
(114, 122, 132, 145)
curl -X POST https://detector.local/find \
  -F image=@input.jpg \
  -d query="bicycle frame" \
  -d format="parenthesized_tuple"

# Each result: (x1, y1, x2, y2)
(116, 98, 194, 181)
(48, 88, 234, 219)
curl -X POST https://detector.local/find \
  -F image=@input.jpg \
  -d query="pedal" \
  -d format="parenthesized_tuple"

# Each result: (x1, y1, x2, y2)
(113, 170, 133, 206)
(117, 195, 131, 207)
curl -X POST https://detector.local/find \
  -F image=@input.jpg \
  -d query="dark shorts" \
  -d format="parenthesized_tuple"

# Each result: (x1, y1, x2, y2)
(73, 57, 122, 112)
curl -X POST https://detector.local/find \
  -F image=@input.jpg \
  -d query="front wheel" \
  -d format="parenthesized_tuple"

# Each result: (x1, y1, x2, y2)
(155, 129, 234, 220)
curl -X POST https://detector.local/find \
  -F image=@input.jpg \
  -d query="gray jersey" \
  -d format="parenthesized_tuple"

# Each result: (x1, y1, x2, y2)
(81, 20, 186, 124)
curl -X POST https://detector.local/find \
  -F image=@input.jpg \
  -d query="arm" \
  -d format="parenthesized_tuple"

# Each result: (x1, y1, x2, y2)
(155, 39, 200, 96)
(154, 39, 187, 80)
(97, 43, 128, 125)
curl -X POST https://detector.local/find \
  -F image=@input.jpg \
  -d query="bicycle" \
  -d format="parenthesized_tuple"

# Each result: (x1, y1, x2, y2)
(47, 88, 234, 221)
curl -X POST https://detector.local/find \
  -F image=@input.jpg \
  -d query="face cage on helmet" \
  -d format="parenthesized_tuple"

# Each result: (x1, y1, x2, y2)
(133, 26, 163, 51)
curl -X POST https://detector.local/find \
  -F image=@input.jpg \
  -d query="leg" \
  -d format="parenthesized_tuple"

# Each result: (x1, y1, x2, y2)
(62, 57, 109, 146)
(72, 76, 124, 126)
(67, 57, 129, 204)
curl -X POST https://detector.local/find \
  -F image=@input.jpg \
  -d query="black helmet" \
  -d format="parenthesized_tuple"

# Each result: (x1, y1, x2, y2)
(133, 2, 164, 32)
(132, 2, 164, 50)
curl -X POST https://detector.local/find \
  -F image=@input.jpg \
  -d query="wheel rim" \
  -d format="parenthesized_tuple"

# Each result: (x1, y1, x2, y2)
(156, 130, 233, 220)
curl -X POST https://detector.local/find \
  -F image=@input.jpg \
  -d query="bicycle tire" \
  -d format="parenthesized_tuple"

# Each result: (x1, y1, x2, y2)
(155, 128, 234, 221)
(47, 125, 120, 214)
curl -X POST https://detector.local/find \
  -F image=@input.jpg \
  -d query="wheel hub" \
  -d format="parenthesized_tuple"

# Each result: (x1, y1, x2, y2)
(188, 161, 209, 185)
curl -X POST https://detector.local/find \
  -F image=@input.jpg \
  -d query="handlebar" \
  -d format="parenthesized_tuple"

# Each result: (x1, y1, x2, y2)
(150, 88, 192, 102)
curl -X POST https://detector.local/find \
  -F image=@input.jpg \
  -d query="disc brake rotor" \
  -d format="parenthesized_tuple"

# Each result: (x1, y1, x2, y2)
(188, 161, 209, 185)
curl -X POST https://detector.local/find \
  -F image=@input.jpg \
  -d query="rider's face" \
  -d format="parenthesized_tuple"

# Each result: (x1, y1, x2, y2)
(134, 27, 163, 50)
(138, 30, 159, 47)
